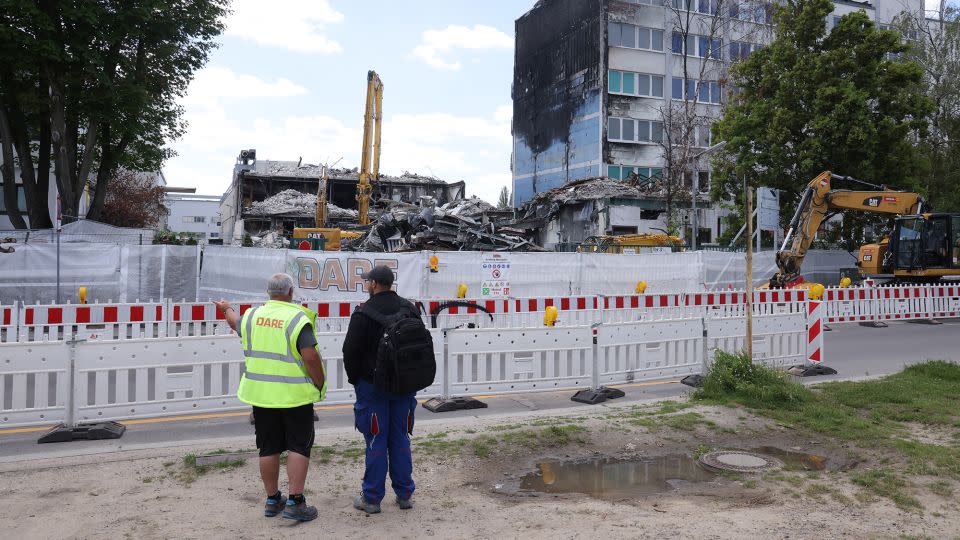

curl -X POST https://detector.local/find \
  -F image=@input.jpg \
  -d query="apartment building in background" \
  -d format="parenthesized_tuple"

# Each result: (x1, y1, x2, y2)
(511, 0, 924, 245)
(163, 192, 222, 242)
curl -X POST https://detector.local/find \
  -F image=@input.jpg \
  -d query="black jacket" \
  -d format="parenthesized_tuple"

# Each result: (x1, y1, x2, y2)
(342, 291, 419, 385)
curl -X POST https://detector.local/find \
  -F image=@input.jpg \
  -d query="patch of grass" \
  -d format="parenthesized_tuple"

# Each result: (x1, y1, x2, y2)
(693, 351, 812, 410)
(742, 479, 757, 489)
(415, 437, 465, 457)
(426, 431, 449, 439)
(629, 412, 713, 432)
(851, 469, 921, 511)
(804, 483, 830, 498)
(176, 453, 246, 485)
(656, 401, 692, 414)
(693, 445, 712, 459)
(927, 480, 954, 498)
(470, 436, 495, 458)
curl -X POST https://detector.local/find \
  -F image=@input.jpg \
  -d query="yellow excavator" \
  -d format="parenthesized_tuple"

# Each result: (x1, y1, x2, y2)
(771, 171, 960, 287)
(579, 233, 684, 254)
(296, 70, 382, 249)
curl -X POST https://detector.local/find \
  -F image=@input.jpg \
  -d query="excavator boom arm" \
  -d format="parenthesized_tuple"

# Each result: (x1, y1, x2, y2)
(771, 171, 924, 287)
(357, 70, 383, 226)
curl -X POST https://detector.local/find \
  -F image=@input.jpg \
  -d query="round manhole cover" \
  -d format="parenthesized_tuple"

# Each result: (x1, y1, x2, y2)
(698, 451, 783, 473)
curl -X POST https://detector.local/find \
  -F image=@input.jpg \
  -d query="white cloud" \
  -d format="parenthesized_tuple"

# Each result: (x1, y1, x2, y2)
(166, 100, 513, 204)
(225, 0, 344, 54)
(412, 25, 513, 70)
(183, 67, 308, 106)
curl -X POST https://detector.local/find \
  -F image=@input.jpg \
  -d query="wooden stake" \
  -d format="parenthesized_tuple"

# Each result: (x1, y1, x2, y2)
(745, 181, 754, 362)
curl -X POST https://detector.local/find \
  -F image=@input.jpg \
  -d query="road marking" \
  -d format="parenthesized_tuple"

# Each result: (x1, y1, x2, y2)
(0, 380, 680, 436)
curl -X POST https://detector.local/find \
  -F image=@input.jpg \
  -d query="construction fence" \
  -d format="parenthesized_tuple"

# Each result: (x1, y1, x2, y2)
(0, 306, 811, 429)
(1, 242, 855, 304)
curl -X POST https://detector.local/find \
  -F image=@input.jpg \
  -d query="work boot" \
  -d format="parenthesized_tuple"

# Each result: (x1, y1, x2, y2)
(353, 494, 382, 514)
(396, 497, 413, 510)
(264, 493, 287, 517)
(282, 498, 318, 522)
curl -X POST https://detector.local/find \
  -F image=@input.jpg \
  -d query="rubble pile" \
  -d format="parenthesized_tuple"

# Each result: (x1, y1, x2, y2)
(518, 175, 667, 223)
(341, 198, 543, 253)
(246, 189, 359, 220)
(248, 162, 447, 185)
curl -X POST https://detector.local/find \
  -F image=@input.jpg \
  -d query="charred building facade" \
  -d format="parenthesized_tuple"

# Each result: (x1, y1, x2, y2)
(512, 0, 922, 246)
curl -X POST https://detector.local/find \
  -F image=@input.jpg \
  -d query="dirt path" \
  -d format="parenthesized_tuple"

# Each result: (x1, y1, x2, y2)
(1, 402, 956, 539)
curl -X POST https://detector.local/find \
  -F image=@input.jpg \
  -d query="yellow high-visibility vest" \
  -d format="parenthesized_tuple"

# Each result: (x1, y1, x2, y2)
(237, 300, 326, 408)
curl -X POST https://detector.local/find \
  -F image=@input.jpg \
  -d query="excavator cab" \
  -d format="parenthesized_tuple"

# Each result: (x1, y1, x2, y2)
(861, 214, 960, 278)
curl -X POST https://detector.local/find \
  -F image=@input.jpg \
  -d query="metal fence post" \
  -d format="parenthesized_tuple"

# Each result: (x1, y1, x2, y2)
(422, 327, 486, 413)
(681, 317, 709, 387)
(571, 322, 624, 404)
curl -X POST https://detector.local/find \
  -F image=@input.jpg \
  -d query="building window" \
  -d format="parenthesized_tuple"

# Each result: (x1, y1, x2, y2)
(671, 78, 722, 104)
(671, 32, 721, 60)
(609, 22, 664, 52)
(729, 1, 772, 23)
(682, 171, 711, 192)
(729, 41, 759, 61)
(607, 117, 665, 144)
(210, 232, 220, 238)
(182, 216, 206, 223)
(609, 165, 663, 182)
(608, 70, 665, 98)
(0, 185, 26, 215)
(673, 0, 718, 14)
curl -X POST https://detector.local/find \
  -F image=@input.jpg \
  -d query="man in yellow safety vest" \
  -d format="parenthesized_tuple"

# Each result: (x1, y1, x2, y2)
(214, 273, 327, 522)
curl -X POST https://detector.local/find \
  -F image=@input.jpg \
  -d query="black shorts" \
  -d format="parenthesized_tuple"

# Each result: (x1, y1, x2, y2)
(252, 403, 315, 458)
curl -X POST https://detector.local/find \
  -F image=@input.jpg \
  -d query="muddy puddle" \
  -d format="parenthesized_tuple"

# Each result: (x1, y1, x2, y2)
(514, 454, 716, 497)
(750, 446, 828, 471)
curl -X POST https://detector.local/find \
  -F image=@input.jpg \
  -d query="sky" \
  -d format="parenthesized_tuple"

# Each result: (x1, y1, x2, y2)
(164, 0, 531, 204)
(165, 0, 945, 203)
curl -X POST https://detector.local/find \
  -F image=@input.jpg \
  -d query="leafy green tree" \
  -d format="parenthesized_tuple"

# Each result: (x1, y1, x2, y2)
(0, 0, 228, 229)
(711, 0, 932, 234)
(898, 4, 960, 212)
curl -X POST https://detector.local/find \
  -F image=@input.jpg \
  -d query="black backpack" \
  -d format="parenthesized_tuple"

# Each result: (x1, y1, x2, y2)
(357, 303, 436, 394)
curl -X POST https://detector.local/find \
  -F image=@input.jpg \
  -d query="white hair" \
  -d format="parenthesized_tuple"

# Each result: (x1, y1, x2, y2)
(267, 273, 295, 297)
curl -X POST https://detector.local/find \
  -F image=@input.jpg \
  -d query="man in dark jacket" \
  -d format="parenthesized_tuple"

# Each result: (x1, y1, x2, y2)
(342, 265, 420, 514)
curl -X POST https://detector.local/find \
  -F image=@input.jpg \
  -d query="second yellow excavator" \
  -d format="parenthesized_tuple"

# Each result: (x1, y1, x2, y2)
(771, 171, 960, 287)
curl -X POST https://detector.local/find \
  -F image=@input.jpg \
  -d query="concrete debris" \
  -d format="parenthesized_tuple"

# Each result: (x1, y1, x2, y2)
(341, 201, 544, 253)
(518, 175, 668, 223)
(246, 189, 359, 219)
(251, 230, 286, 249)
(0, 237, 14, 254)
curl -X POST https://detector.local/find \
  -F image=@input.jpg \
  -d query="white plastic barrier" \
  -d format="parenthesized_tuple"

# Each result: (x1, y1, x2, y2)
(595, 318, 703, 385)
(445, 326, 594, 395)
(18, 302, 167, 342)
(0, 341, 70, 427)
(706, 313, 806, 369)
(73, 336, 247, 422)
(1, 303, 17, 343)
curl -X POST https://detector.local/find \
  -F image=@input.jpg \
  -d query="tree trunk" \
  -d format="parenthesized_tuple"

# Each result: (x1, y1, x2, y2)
(0, 106, 27, 229)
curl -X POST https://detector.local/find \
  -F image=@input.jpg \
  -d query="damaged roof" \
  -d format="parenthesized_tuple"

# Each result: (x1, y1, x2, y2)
(517, 175, 670, 224)
(242, 160, 452, 185)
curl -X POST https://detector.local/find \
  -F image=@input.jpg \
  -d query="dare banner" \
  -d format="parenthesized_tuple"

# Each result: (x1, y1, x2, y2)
(286, 252, 422, 301)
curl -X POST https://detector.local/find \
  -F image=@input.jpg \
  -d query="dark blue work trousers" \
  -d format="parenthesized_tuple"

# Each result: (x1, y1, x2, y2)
(353, 379, 417, 504)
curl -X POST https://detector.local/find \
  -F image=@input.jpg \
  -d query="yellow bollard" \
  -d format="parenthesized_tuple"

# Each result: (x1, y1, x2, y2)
(809, 283, 825, 300)
(78, 286, 87, 304)
(429, 255, 439, 273)
(456, 283, 467, 298)
(839, 277, 852, 288)
(635, 280, 647, 294)
(544, 305, 558, 327)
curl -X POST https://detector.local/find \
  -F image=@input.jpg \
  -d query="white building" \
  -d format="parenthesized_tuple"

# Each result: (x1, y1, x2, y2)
(512, 0, 925, 246)
(163, 192, 222, 242)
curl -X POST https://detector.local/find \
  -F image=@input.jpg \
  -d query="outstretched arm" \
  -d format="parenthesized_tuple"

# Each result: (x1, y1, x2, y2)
(213, 300, 240, 333)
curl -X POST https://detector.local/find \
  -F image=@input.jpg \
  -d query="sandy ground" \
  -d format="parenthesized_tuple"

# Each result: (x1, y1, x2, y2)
(1, 403, 957, 540)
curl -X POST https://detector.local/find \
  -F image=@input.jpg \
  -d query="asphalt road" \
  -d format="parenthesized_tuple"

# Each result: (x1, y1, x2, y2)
(1, 319, 958, 463)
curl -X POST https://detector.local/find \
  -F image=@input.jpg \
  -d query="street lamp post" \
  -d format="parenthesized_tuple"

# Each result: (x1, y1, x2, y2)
(689, 140, 728, 251)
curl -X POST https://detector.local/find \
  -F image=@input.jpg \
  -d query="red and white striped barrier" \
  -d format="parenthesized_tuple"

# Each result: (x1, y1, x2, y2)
(512, 295, 599, 313)
(18, 302, 167, 342)
(875, 286, 930, 321)
(929, 285, 960, 318)
(603, 293, 683, 310)
(806, 300, 825, 364)
(168, 300, 362, 337)
(1, 304, 17, 343)
(822, 287, 876, 323)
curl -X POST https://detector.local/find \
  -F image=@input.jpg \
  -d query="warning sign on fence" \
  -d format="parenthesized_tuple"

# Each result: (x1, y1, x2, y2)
(480, 253, 511, 297)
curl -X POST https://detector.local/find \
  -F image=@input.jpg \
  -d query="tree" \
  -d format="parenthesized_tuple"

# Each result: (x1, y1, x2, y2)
(654, 0, 771, 238)
(98, 169, 167, 228)
(0, 0, 227, 229)
(497, 186, 511, 209)
(711, 0, 932, 238)
(898, 4, 960, 212)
